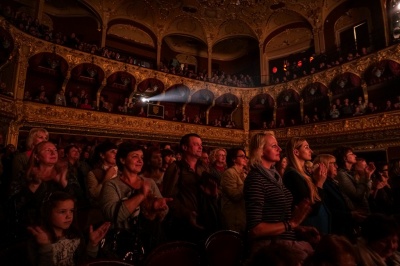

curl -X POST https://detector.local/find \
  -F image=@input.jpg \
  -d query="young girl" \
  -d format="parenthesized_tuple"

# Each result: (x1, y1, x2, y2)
(27, 192, 110, 266)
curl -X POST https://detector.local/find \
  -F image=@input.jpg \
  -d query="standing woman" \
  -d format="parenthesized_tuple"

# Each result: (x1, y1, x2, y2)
(209, 148, 227, 184)
(333, 146, 374, 216)
(9, 127, 49, 197)
(86, 141, 118, 203)
(220, 147, 248, 234)
(283, 137, 329, 234)
(313, 154, 355, 238)
(9, 141, 77, 241)
(141, 147, 164, 193)
(99, 142, 170, 262)
(244, 132, 314, 261)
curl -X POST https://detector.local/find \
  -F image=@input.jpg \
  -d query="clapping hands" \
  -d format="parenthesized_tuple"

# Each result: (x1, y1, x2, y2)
(27, 226, 51, 245)
(89, 222, 111, 247)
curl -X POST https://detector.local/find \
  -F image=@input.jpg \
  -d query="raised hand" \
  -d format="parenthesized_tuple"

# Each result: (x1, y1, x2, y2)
(88, 222, 111, 247)
(189, 211, 204, 230)
(141, 179, 151, 198)
(313, 163, 328, 188)
(104, 166, 117, 181)
(27, 226, 51, 245)
(153, 197, 173, 211)
(365, 162, 376, 179)
(290, 199, 312, 228)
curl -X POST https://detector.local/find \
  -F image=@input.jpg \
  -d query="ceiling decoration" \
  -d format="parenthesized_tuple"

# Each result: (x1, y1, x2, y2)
(108, 25, 155, 47)
(13, 0, 360, 60)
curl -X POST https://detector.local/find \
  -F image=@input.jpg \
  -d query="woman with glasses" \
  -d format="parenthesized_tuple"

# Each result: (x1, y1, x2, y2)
(220, 147, 248, 233)
(244, 132, 314, 260)
(333, 146, 375, 216)
(313, 154, 356, 238)
(10, 127, 49, 197)
(8, 141, 78, 241)
(283, 137, 329, 235)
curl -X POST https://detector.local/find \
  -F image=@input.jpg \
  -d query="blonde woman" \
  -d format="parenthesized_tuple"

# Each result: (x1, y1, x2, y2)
(244, 132, 314, 260)
(209, 147, 227, 184)
(314, 154, 355, 238)
(9, 127, 49, 197)
(283, 137, 329, 234)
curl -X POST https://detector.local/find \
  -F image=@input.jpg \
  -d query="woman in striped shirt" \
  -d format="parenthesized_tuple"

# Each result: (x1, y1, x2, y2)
(244, 132, 315, 261)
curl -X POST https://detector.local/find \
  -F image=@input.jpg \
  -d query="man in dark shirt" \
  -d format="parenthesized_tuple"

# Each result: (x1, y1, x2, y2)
(163, 133, 218, 243)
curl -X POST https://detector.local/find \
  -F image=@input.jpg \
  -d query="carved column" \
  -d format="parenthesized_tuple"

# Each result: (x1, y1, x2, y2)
(100, 11, 110, 48)
(61, 73, 71, 92)
(14, 46, 30, 100)
(273, 105, 277, 124)
(242, 94, 250, 154)
(313, 27, 325, 54)
(362, 82, 368, 103)
(300, 99, 304, 121)
(101, 24, 108, 48)
(97, 81, 107, 110)
(156, 39, 162, 70)
(6, 101, 24, 146)
(35, 0, 45, 23)
(207, 47, 212, 79)
(6, 120, 21, 147)
(259, 43, 267, 85)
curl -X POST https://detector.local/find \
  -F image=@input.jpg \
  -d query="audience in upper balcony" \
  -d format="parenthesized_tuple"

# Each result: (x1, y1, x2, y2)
(3, 5, 400, 132)
(270, 47, 371, 85)
(54, 89, 66, 106)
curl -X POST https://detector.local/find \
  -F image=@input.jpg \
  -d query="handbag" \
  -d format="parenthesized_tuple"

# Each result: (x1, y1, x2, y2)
(100, 200, 145, 263)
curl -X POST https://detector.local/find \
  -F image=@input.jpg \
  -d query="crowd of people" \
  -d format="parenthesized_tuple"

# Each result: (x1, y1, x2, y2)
(0, 5, 257, 87)
(23, 84, 240, 129)
(270, 47, 370, 84)
(258, 95, 400, 130)
(159, 62, 256, 87)
(1, 128, 400, 265)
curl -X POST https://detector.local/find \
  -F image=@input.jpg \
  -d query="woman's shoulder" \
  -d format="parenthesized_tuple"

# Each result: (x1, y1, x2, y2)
(283, 166, 302, 178)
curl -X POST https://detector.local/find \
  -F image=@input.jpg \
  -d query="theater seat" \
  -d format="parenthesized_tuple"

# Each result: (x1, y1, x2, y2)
(79, 258, 135, 265)
(143, 241, 201, 266)
(0, 241, 30, 266)
(205, 230, 244, 266)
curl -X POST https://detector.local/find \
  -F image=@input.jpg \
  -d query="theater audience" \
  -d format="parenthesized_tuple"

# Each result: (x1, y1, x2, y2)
(99, 142, 169, 261)
(369, 162, 395, 215)
(304, 234, 357, 266)
(209, 147, 227, 185)
(356, 214, 400, 266)
(244, 132, 315, 260)
(314, 154, 356, 238)
(220, 147, 248, 234)
(163, 133, 218, 243)
(141, 146, 164, 193)
(334, 147, 374, 216)
(86, 141, 118, 203)
(284, 137, 329, 234)
(9, 128, 49, 197)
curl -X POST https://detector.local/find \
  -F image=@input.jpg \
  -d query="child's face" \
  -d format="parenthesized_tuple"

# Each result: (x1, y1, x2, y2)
(51, 200, 74, 231)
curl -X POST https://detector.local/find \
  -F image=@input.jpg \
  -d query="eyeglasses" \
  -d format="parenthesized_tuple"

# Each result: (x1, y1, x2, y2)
(236, 155, 248, 159)
(346, 153, 356, 156)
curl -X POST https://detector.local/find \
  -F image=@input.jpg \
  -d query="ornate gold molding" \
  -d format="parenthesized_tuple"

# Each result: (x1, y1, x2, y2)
(22, 101, 246, 146)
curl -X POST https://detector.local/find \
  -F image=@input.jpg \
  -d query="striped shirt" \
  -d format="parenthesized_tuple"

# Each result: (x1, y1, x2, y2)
(244, 164, 296, 240)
